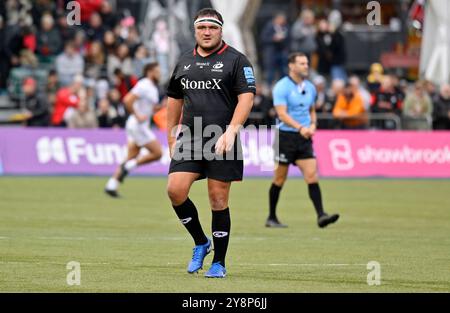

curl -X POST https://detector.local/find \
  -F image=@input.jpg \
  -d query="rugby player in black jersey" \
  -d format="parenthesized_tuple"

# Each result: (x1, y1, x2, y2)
(166, 8, 255, 278)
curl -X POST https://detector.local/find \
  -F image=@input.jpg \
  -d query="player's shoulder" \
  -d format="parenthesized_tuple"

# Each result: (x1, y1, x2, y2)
(274, 76, 293, 91)
(223, 45, 252, 63)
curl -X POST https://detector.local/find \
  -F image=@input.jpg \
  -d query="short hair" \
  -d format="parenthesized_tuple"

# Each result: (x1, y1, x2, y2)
(143, 62, 159, 77)
(193, 8, 223, 24)
(288, 52, 308, 64)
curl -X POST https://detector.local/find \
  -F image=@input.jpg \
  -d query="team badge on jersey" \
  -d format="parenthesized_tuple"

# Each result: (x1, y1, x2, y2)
(243, 67, 255, 84)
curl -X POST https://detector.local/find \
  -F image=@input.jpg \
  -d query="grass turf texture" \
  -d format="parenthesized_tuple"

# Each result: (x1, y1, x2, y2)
(0, 177, 449, 292)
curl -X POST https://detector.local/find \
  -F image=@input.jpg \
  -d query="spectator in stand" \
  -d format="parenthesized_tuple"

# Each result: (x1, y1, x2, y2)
(85, 12, 105, 42)
(370, 75, 403, 129)
(21, 77, 50, 127)
(328, 10, 347, 81)
(31, 0, 56, 28)
(51, 74, 83, 126)
(102, 30, 117, 56)
(133, 44, 153, 79)
(107, 43, 134, 82)
(97, 97, 121, 128)
(107, 88, 127, 127)
(0, 15, 10, 89)
(112, 68, 137, 100)
(315, 18, 332, 77)
(73, 29, 88, 56)
(246, 83, 274, 127)
(151, 19, 170, 82)
(124, 26, 141, 56)
(290, 9, 317, 59)
(349, 75, 371, 111)
(260, 12, 289, 87)
(402, 81, 433, 130)
(36, 13, 62, 61)
(56, 11, 76, 43)
(313, 75, 333, 129)
(85, 40, 106, 80)
(46, 69, 59, 108)
(333, 82, 367, 129)
(67, 90, 98, 128)
(432, 83, 450, 130)
(56, 41, 85, 86)
(76, 0, 104, 25)
(424, 80, 438, 100)
(366, 63, 384, 92)
(100, 1, 120, 29)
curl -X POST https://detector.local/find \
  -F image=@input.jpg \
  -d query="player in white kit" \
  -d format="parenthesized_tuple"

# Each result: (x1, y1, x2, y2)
(105, 62, 163, 197)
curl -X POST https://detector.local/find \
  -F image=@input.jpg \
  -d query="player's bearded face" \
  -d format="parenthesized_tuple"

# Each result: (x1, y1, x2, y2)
(293, 56, 309, 78)
(194, 22, 222, 51)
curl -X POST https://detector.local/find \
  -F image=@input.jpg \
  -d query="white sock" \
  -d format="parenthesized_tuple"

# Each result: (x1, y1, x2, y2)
(124, 159, 138, 171)
(106, 178, 119, 190)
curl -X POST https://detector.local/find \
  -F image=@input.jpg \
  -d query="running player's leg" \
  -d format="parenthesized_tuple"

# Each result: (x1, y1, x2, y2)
(295, 158, 339, 228)
(167, 171, 211, 273)
(266, 163, 289, 227)
(205, 178, 231, 278)
(137, 139, 163, 165)
(105, 142, 140, 197)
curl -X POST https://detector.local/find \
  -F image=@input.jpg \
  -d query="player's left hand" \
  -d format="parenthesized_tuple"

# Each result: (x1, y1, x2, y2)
(215, 128, 237, 155)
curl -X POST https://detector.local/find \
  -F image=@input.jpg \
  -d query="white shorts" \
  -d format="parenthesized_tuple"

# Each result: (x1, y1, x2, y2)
(125, 116, 156, 147)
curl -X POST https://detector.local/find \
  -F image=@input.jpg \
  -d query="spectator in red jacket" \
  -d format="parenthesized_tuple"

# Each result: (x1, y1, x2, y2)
(51, 75, 84, 126)
(76, 0, 104, 24)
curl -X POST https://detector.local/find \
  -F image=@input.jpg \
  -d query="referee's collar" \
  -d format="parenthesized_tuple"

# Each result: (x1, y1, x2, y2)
(287, 75, 307, 92)
(193, 41, 228, 57)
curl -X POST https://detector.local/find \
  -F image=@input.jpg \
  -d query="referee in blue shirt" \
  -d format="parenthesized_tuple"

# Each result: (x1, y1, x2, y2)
(266, 52, 340, 228)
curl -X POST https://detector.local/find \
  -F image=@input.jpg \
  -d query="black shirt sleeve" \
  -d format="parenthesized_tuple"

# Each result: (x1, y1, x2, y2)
(232, 54, 256, 95)
(166, 64, 184, 99)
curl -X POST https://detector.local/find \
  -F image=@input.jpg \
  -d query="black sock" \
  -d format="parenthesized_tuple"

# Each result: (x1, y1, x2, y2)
(212, 208, 231, 267)
(269, 183, 282, 220)
(173, 198, 208, 246)
(308, 183, 325, 218)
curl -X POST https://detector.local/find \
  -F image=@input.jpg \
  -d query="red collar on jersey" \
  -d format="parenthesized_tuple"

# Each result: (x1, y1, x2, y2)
(193, 41, 228, 56)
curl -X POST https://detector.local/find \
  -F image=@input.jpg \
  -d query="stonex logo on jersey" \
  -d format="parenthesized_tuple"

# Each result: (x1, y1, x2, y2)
(181, 78, 222, 90)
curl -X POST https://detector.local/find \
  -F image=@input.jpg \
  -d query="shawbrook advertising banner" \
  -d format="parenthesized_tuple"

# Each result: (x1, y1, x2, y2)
(1, 127, 450, 178)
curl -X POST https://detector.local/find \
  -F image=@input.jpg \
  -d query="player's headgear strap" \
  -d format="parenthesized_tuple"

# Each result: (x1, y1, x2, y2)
(194, 17, 223, 27)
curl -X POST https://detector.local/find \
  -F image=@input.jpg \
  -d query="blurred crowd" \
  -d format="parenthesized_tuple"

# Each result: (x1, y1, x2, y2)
(0, 1, 449, 131)
(0, 0, 170, 129)
(256, 9, 450, 131)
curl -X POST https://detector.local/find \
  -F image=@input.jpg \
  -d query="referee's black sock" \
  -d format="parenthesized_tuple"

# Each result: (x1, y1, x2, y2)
(308, 183, 325, 218)
(212, 208, 231, 267)
(269, 183, 282, 220)
(173, 198, 208, 246)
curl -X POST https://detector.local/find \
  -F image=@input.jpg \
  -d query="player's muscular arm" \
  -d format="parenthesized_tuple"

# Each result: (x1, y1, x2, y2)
(167, 97, 184, 157)
(124, 92, 147, 123)
(215, 92, 254, 154)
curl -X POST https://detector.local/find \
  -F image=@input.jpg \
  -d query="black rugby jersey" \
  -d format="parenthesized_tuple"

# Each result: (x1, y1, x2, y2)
(167, 42, 256, 130)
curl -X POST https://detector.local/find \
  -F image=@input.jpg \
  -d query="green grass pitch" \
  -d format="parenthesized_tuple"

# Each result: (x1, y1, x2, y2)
(0, 177, 449, 292)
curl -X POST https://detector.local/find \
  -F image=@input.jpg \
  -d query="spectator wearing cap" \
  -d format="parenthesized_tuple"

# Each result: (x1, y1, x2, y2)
(56, 41, 85, 86)
(21, 77, 50, 127)
(51, 75, 84, 126)
(333, 82, 367, 129)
